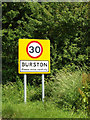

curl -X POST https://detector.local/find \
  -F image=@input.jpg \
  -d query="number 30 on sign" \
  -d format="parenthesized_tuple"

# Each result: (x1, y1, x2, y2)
(18, 39, 50, 74)
(26, 41, 43, 58)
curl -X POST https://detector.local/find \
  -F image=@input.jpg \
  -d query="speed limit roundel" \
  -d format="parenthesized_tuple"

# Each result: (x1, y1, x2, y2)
(26, 41, 43, 58)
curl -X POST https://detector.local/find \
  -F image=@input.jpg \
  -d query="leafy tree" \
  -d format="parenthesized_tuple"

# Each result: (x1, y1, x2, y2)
(2, 2, 89, 84)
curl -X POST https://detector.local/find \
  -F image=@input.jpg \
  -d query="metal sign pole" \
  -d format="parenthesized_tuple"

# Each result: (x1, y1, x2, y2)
(24, 74, 27, 103)
(42, 74, 44, 102)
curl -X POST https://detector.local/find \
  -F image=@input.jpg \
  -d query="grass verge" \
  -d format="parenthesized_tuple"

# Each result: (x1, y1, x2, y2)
(2, 101, 88, 118)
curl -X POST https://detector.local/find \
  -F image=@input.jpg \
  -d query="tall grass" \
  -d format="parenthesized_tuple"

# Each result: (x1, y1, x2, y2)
(2, 69, 89, 118)
(2, 101, 88, 118)
(45, 69, 83, 110)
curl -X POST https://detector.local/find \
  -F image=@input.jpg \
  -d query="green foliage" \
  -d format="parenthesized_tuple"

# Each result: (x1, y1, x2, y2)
(2, 76, 42, 103)
(2, 70, 90, 117)
(45, 69, 83, 110)
(2, 70, 85, 109)
(2, 3, 89, 118)
(2, 76, 24, 103)
(27, 84, 42, 101)
(78, 73, 90, 115)
(2, 2, 89, 84)
(2, 102, 88, 118)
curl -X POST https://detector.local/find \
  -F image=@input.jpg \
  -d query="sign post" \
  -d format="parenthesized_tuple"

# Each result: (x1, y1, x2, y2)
(24, 74, 27, 103)
(42, 74, 44, 102)
(18, 39, 50, 103)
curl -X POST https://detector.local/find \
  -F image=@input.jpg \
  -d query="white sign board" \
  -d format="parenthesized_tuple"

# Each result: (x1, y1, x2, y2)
(20, 60, 49, 72)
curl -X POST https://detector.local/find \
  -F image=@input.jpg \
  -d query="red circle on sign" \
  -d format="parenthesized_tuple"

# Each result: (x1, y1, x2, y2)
(26, 41, 43, 58)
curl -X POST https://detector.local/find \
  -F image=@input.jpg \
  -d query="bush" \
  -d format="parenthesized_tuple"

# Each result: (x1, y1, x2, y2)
(2, 76, 24, 103)
(2, 2, 89, 84)
(45, 69, 82, 111)
(2, 76, 42, 103)
(2, 68, 89, 114)
(27, 84, 42, 101)
(78, 73, 90, 115)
